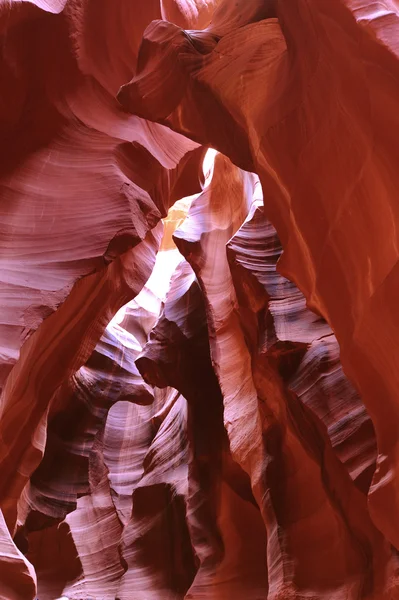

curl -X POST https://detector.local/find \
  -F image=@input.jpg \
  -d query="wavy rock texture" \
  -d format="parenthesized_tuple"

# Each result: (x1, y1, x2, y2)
(118, 0, 399, 552)
(0, 509, 36, 600)
(136, 258, 268, 600)
(0, 0, 204, 536)
(172, 154, 398, 599)
(1, 0, 399, 599)
(226, 200, 378, 495)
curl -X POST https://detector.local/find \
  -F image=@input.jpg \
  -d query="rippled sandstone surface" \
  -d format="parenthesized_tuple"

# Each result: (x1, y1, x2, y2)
(1, 1, 399, 599)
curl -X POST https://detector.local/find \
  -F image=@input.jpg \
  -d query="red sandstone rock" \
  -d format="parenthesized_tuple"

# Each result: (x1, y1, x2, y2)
(0, 0, 203, 537)
(136, 259, 268, 599)
(226, 200, 378, 494)
(172, 153, 398, 599)
(1, 0, 399, 598)
(119, 0, 399, 558)
(22, 257, 183, 598)
(0, 510, 36, 600)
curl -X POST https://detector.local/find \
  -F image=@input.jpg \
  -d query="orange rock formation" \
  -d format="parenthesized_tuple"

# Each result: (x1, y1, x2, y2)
(1, 1, 399, 599)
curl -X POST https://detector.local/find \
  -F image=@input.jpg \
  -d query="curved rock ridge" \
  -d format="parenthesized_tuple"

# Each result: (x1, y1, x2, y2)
(226, 200, 378, 494)
(0, 509, 37, 600)
(118, 0, 399, 552)
(136, 258, 268, 600)
(172, 153, 399, 598)
(0, 0, 204, 535)
(1, 0, 399, 598)
(22, 250, 189, 599)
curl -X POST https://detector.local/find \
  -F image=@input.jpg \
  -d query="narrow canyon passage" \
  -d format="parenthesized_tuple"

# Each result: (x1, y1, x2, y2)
(1, 1, 399, 599)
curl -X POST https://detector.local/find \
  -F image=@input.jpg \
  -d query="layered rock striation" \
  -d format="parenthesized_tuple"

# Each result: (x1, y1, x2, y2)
(1, 0, 399, 599)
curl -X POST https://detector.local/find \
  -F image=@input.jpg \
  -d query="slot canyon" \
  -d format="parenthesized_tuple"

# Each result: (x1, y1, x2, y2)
(1, 0, 399, 598)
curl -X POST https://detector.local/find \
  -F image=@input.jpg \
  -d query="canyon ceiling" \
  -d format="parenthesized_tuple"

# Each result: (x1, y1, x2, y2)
(1, 0, 399, 599)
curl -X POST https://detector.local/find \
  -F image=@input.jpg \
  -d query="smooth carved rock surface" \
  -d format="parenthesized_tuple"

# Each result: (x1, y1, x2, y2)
(173, 154, 397, 599)
(1, 0, 399, 599)
(0, 0, 203, 536)
(118, 0, 399, 552)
